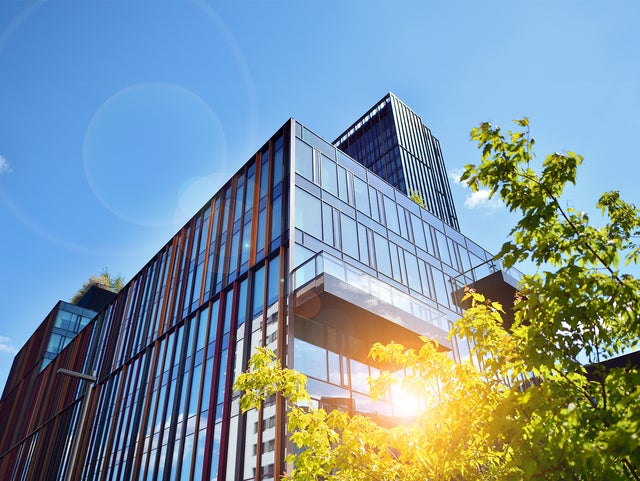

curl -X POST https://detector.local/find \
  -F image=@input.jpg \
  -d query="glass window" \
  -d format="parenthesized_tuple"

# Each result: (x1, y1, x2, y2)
(295, 187, 322, 240)
(411, 214, 426, 250)
(321, 155, 338, 196)
(434, 230, 452, 266)
(294, 242, 316, 269)
(383, 195, 399, 233)
(354, 176, 370, 215)
(271, 194, 282, 242)
(256, 207, 266, 255)
(237, 279, 248, 326)
(322, 203, 334, 246)
(357, 224, 369, 265)
(259, 150, 269, 198)
(337, 166, 349, 203)
(252, 266, 265, 315)
(374, 233, 392, 277)
(246, 164, 255, 209)
(404, 251, 421, 291)
(267, 255, 280, 305)
(295, 139, 313, 180)
(390, 242, 403, 283)
(349, 358, 370, 394)
(432, 269, 450, 307)
(273, 137, 284, 186)
(369, 186, 381, 223)
(240, 221, 251, 267)
(233, 179, 245, 222)
(340, 213, 358, 259)
(294, 338, 327, 381)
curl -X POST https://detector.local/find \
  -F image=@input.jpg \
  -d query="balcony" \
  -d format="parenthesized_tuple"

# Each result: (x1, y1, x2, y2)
(291, 252, 451, 350)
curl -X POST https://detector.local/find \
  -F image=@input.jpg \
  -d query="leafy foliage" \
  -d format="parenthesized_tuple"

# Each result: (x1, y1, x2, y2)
(236, 119, 640, 481)
(70, 267, 125, 304)
(409, 191, 427, 209)
(458, 119, 640, 480)
(235, 344, 503, 481)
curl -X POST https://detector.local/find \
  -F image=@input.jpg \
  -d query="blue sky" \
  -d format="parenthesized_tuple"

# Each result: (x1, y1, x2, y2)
(0, 0, 638, 390)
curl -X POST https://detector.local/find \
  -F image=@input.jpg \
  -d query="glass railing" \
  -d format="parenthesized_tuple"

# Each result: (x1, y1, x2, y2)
(292, 251, 448, 331)
(449, 257, 523, 306)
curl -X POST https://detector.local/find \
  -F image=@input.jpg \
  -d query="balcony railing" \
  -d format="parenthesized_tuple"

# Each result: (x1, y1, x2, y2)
(292, 251, 448, 331)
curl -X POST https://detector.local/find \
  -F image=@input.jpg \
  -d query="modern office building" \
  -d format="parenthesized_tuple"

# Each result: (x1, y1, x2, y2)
(0, 95, 512, 481)
(1, 286, 115, 398)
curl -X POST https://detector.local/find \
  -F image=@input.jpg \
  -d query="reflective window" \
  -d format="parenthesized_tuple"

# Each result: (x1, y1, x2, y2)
(273, 136, 284, 186)
(340, 213, 358, 259)
(404, 251, 421, 291)
(383, 195, 399, 233)
(410, 213, 426, 250)
(295, 187, 322, 240)
(272, 194, 283, 244)
(357, 224, 369, 265)
(321, 155, 338, 196)
(374, 233, 392, 277)
(259, 150, 269, 198)
(267, 255, 280, 305)
(337, 166, 349, 203)
(295, 139, 313, 180)
(354, 176, 370, 215)
(294, 338, 327, 381)
(322, 203, 334, 246)
(252, 267, 265, 315)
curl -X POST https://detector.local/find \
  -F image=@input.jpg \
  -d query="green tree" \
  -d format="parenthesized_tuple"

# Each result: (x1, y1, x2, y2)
(70, 267, 125, 304)
(235, 119, 640, 480)
(458, 118, 640, 480)
(409, 190, 426, 209)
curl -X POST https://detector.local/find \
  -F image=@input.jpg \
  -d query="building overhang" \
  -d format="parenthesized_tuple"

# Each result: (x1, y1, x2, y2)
(452, 269, 519, 329)
(294, 271, 451, 351)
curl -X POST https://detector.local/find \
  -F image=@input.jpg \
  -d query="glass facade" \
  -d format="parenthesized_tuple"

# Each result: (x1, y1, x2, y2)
(0, 103, 512, 481)
(334, 93, 460, 231)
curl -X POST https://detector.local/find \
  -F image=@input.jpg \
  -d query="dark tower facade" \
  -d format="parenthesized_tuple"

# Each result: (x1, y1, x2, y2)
(334, 93, 459, 230)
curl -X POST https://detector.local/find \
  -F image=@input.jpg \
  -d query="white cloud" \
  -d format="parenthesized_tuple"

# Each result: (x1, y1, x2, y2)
(0, 336, 18, 354)
(0, 155, 11, 175)
(448, 168, 466, 186)
(464, 189, 502, 209)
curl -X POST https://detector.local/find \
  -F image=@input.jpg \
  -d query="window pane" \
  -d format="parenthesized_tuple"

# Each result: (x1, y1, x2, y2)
(340, 214, 358, 259)
(295, 187, 322, 239)
(354, 176, 370, 215)
(295, 139, 313, 179)
(383, 196, 399, 233)
(271, 195, 282, 242)
(357, 224, 369, 265)
(322, 203, 334, 246)
(321, 155, 338, 196)
(252, 267, 265, 315)
(267, 255, 280, 305)
(374, 233, 392, 276)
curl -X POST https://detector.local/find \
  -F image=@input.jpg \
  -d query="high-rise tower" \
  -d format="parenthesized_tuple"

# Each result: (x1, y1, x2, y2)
(334, 93, 459, 230)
